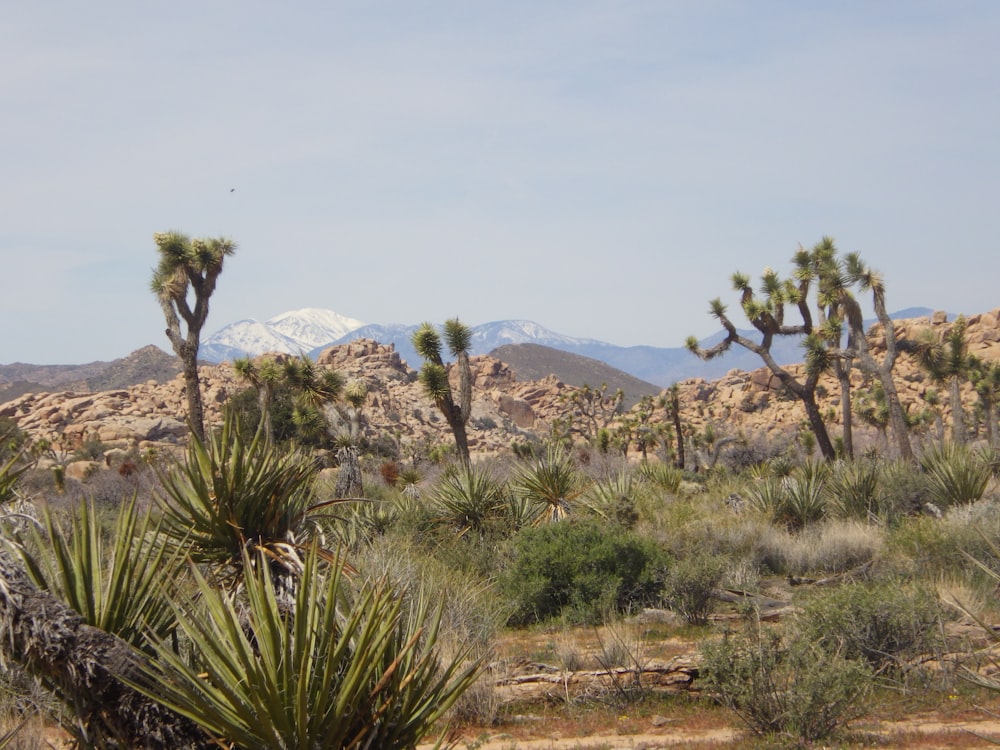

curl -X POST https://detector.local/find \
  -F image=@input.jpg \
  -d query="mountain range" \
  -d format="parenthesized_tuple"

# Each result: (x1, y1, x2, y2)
(198, 306, 939, 388)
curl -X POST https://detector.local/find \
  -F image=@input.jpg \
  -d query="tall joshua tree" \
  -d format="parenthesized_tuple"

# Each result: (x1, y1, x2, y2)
(412, 318, 473, 466)
(151, 231, 236, 442)
(841, 253, 914, 461)
(912, 315, 973, 445)
(687, 258, 838, 459)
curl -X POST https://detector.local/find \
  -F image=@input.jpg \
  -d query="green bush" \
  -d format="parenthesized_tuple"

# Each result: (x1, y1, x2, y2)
(919, 442, 992, 510)
(701, 616, 871, 742)
(662, 551, 727, 625)
(796, 580, 944, 676)
(502, 519, 667, 625)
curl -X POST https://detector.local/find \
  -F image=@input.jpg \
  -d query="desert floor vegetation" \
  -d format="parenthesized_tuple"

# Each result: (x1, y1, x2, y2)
(6, 416, 1000, 748)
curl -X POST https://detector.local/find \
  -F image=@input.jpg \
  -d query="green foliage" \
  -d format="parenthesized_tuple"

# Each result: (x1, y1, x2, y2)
(412, 322, 443, 361)
(432, 463, 508, 536)
(18, 497, 180, 652)
(511, 445, 587, 523)
(701, 615, 871, 742)
(417, 362, 451, 404)
(918, 442, 992, 509)
(827, 458, 883, 521)
(746, 460, 829, 530)
(131, 547, 481, 750)
(796, 580, 944, 675)
(581, 470, 646, 528)
(0, 447, 31, 507)
(154, 415, 324, 583)
(502, 519, 666, 625)
(661, 551, 727, 625)
(637, 461, 683, 493)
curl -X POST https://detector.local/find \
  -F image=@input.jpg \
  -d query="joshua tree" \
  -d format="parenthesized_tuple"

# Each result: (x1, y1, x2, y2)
(281, 355, 344, 444)
(687, 257, 838, 459)
(561, 383, 625, 444)
(232, 355, 282, 442)
(842, 253, 914, 461)
(151, 231, 236, 441)
(666, 383, 685, 469)
(911, 315, 974, 445)
(970, 355, 1000, 446)
(412, 318, 473, 466)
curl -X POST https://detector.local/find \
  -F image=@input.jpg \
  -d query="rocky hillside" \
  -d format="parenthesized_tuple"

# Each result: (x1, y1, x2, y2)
(0, 346, 181, 402)
(489, 343, 661, 407)
(2, 310, 999, 471)
(0, 340, 577, 460)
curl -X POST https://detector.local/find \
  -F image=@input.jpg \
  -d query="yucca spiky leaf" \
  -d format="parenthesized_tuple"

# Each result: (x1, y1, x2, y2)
(17, 496, 181, 651)
(412, 323, 442, 362)
(432, 464, 507, 536)
(418, 363, 451, 405)
(155, 416, 319, 579)
(128, 546, 481, 749)
(512, 446, 587, 523)
(443, 318, 472, 356)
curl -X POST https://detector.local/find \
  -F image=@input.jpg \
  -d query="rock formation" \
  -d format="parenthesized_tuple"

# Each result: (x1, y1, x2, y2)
(3, 310, 1000, 469)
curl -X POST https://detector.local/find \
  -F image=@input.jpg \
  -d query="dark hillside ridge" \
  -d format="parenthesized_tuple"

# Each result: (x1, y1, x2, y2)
(490, 343, 661, 407)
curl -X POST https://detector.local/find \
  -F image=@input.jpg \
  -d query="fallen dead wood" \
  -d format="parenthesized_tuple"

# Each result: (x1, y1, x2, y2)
(495, 655, 700, 703)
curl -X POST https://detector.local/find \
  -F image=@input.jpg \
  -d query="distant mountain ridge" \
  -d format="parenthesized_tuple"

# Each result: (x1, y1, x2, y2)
(0, 307, 953, 404)
(200, 308, 364, 362)
(201, 307, 939, 387)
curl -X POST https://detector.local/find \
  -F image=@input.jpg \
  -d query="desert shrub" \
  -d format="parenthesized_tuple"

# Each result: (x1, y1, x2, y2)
(745, 461, 829, 530)
(581, 471, 645, 529)
(502, 519, 667, 626)
(827, 458, 884, 521)
(753, 519, 883, 577)
(796, 579, 945, 676)
(661, 550, 727, 625)
(878, 459, 935, 521)
(701, 615, 871, 742)
(887, 503, 1000, 583)
(919, 442, 993, 510)
(720, 436, 791, 473)
(72, 438, 108, 462)
(379, 460, 400, 486)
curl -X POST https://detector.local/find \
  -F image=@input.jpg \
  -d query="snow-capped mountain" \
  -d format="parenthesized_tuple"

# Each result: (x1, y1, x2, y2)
(470, 320, 605, 351)
(200, 320, 303, 363)
(267, 308, 365, 350)
(201, 307, 938, 387)
(201, 309, 365, 363)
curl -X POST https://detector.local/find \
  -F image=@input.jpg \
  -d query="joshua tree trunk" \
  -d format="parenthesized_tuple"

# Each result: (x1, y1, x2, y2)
(949, 375, 967, 444)
(180, 350, 205, 443)
(0, 549, 209, 748)
(835, 360, 854, 459)
(334, 445, 363, 498)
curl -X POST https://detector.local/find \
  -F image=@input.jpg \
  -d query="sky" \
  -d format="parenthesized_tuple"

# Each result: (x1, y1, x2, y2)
(2, 1, 998, 364)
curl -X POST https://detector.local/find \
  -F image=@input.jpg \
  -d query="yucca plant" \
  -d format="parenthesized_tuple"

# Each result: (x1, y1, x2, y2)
(432, 463, 507, 537)
(14, 498, 185, 745)
(582, 470, 646, 527)
(636, 461, 683, 494)
(919, 442, 992, 510)
(0, 447, 31, 507)
(828, 459, 883, 522)
(18, 497, 180, 652)
(131, 546, 481, 749)
(511, 445, 588, 523)
(154, 415, 340, 599)
(746, 461, 828, 531)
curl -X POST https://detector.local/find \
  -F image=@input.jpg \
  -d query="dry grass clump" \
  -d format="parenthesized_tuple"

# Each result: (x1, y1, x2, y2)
(754, 518, 883, 577)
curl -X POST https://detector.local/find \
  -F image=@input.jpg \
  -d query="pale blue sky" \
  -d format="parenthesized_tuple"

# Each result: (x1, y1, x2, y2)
(2, 1, 998, 364)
